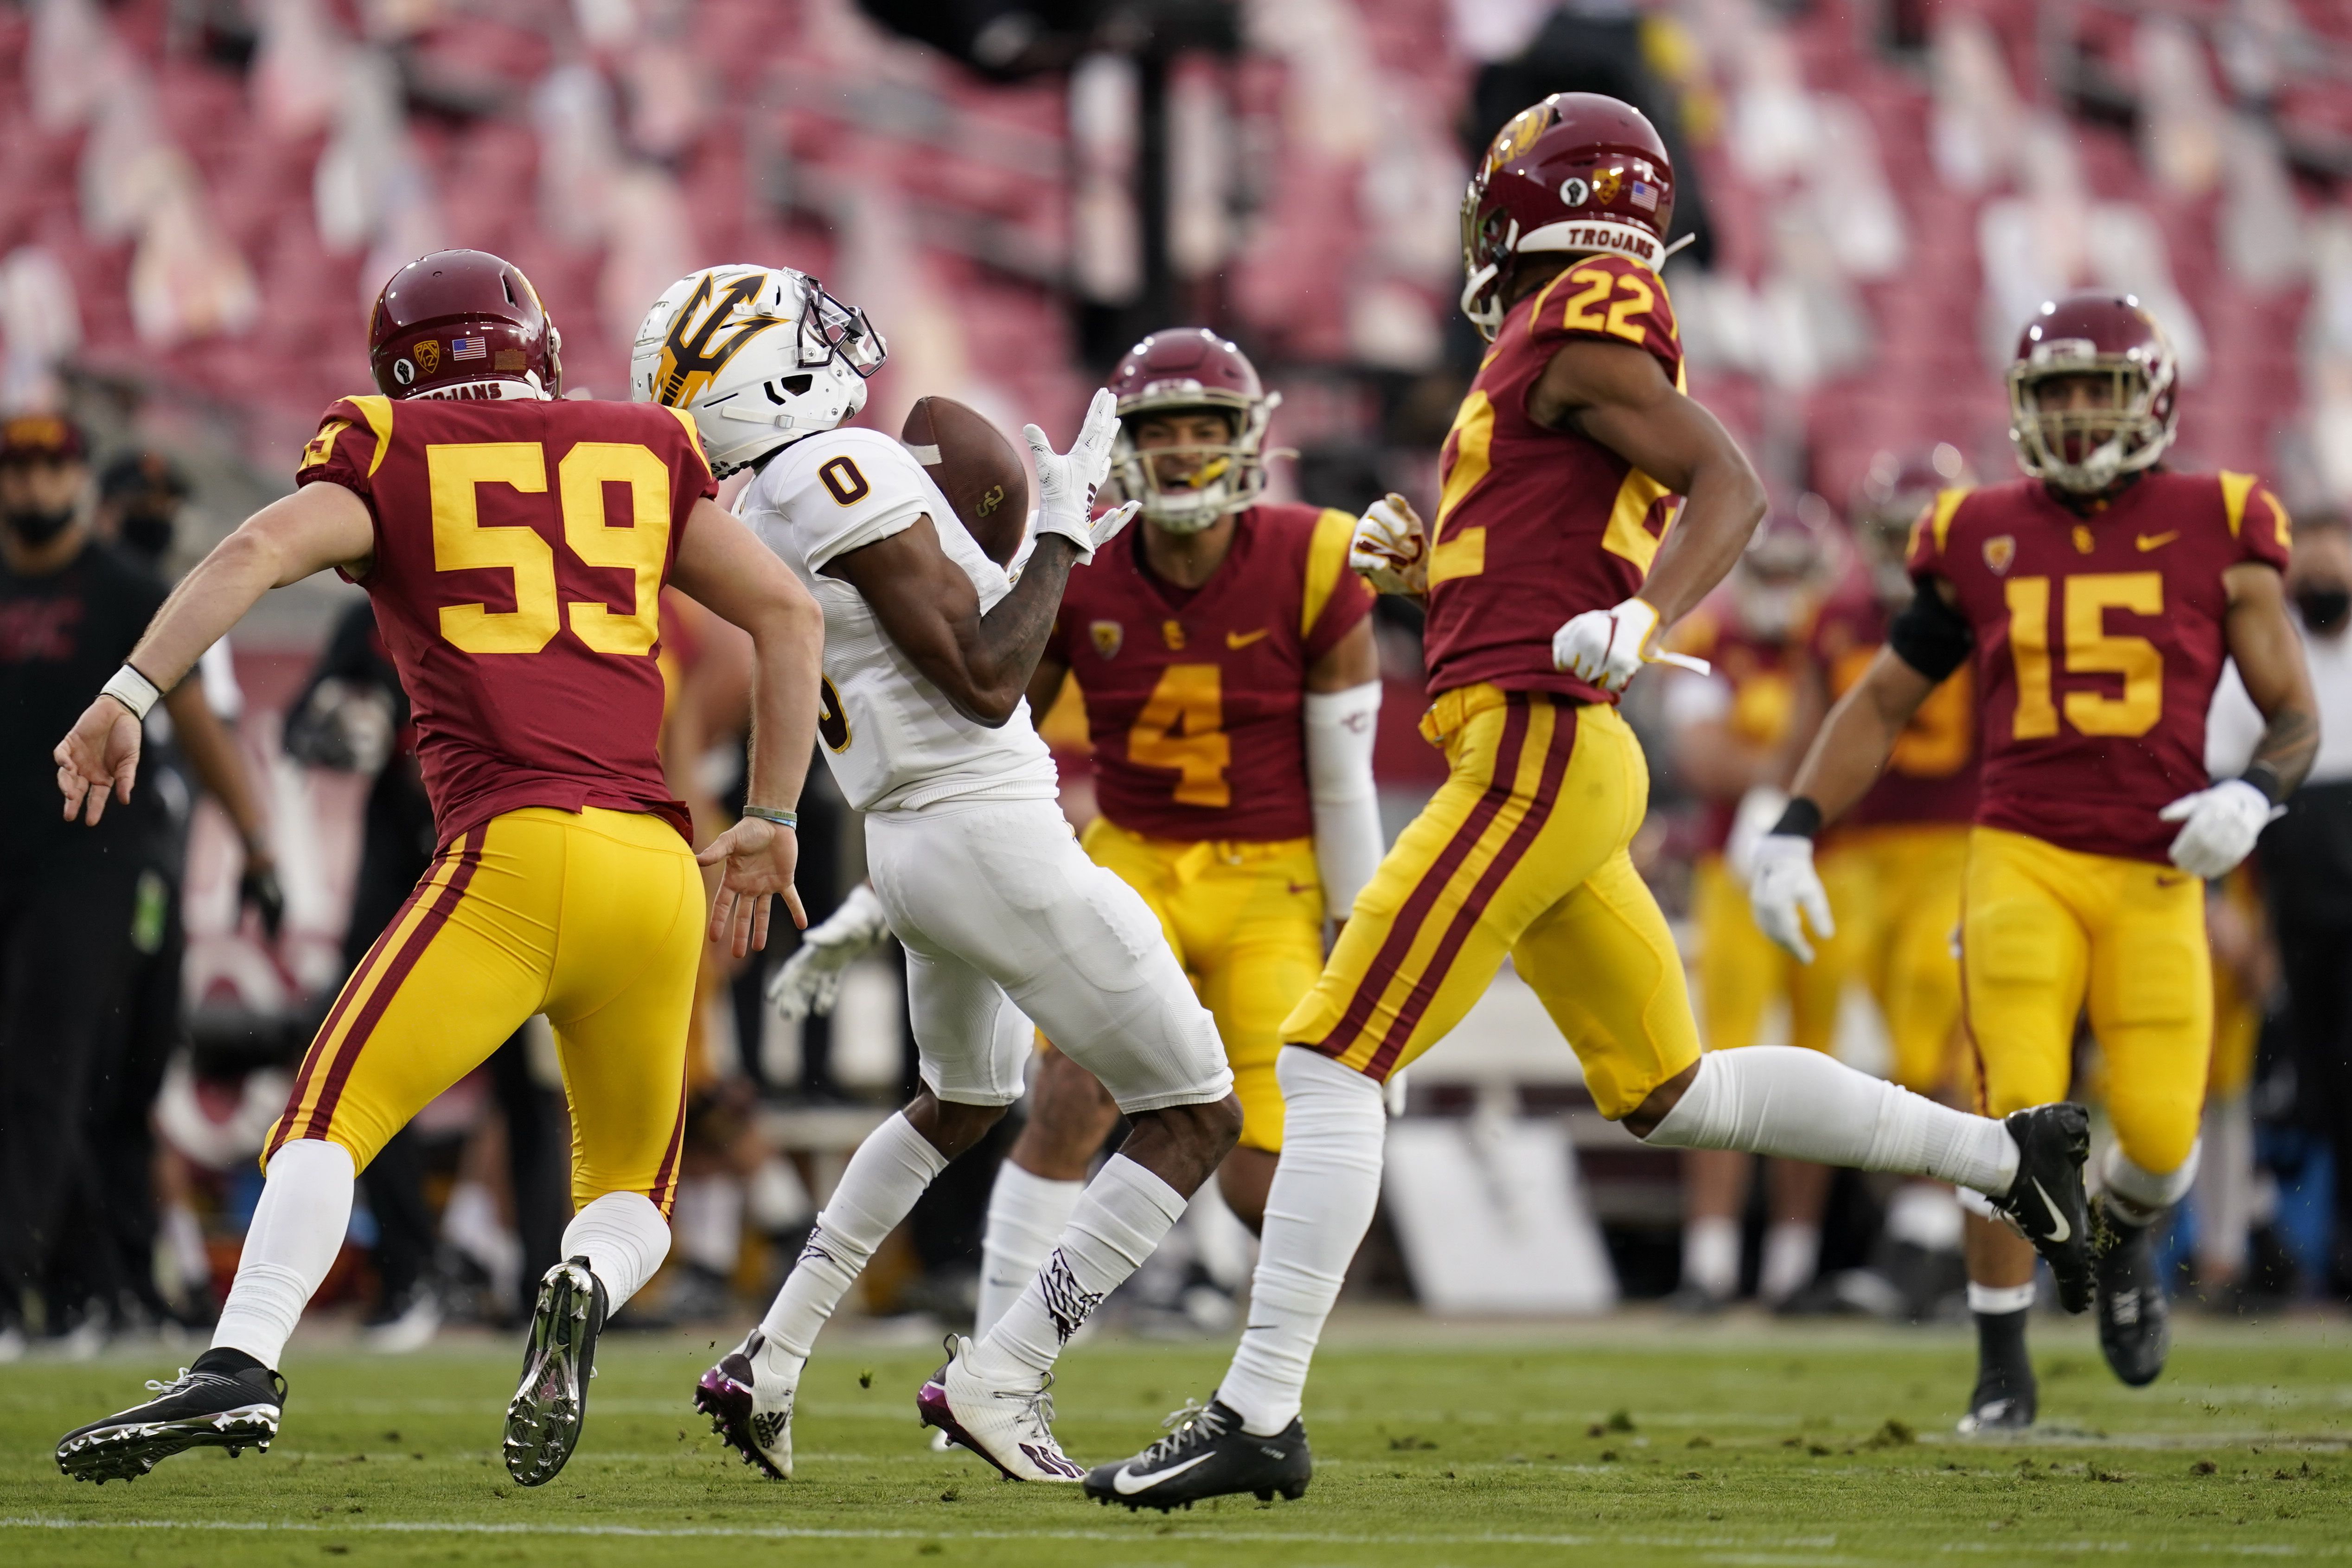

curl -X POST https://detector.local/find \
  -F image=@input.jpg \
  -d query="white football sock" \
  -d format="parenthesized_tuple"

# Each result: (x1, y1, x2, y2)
(1758, 1221, 1821, 1305)
(975, 1160, 1086, 1338)
(1216, 1049, 1385, 1437)
(561, 1190, 671, 1312)
(1967, 1280, 2035, 1315)
(2100, 1139, 2199, 1229)
(1681, 1215, 1740, 1300)
(672, 1175, 745, 1274)
(760, 1112, 948, 1362)
(2193, 1100, 2252, 1278)
(1645, 1047, 2019, 1196)
(1886, 1182, 1964, 1252)
(971, 1154, 1187, 1382)
(211, 1139, 355, 1369)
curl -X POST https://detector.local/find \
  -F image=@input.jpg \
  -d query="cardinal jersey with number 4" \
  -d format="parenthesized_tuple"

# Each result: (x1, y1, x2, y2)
(737, 426, 1059, 814)
(295, 393, 710, 847)
(1421, 252, 1685, 705)
(1047, 505, 1372, 842)
(1906, 471, 2291, 864)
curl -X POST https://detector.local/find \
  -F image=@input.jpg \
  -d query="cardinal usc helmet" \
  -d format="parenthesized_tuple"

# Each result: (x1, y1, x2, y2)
(2007, 292, 2179, 494)
(370, 250, 562, 401)
(1106, 328, 1281, 535)
(631, 264, 886, 477)
(1854, 444, 1976, 602)
(1460, 92, 1676, 341)
(1731, 500, 1831, 641)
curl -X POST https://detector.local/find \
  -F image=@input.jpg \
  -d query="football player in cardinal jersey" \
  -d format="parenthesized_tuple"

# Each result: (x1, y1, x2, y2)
(1752, 293, 2319, 1428)
(51, 250, 825, 1487)
(967, 328, 1383, 1337)
(637, 266, 1243, 1487)
(1087, 93, 2098, 1512)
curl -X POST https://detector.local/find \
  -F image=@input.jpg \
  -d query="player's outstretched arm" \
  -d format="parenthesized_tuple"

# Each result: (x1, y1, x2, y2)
(1529, 336, 1766, 630)
(826, 515, 1085, 728)
(672, 496, 825, 956)
(2223, 561, 2320, 803)
(55, 481, 373, 826)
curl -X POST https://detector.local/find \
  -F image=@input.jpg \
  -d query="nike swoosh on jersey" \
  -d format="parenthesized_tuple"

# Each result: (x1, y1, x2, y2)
(2032, 1178, 2070, 1243)
(1113, 1452, 1216, 1493)
(2135, 531, 2179, 551)
(1226, 628, 1270, 648)
(1286, 881, 1315, 896)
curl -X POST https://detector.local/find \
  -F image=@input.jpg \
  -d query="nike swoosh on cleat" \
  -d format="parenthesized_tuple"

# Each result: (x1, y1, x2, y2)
(1114, 1453, 1215, 1493)
(2032, 1178, 2069, 1242)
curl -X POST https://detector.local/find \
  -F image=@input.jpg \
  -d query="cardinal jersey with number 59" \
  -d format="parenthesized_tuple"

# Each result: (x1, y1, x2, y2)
(1420, 252, 1684, 706)
(1047, 505, 1373, 842)
(295, 393, 711, 847)
(1907, 470, 2291, 863)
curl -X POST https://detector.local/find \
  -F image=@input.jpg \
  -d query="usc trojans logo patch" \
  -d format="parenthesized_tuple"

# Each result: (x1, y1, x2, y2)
(1983, 535, 2016, 576)
(1090, 621, 1123, 659)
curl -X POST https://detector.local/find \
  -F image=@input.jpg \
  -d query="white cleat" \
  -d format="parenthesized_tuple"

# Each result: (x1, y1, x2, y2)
(916, 1335, 1083, 1482)
(695, 1329, 797, 1480)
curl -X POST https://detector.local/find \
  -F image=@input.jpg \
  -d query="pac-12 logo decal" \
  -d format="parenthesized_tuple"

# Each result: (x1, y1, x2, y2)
(1983, 535, 2016, 576)
(1591, 166, 1624, 205)
(413, 340, 441, 375)
(1090, 620, 1123, 659)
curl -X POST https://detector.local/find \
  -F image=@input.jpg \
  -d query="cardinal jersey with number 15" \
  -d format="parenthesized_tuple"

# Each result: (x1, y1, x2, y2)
(1279, 252, 1707, 1111)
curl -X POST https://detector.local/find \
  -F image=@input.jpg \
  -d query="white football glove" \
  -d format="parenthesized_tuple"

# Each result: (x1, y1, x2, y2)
(1748, 833, 1835, 964)
(1024, 387, 1142, 564)
(2157, 779, 2282, 881)
(1349, 493, 1428, 598)
(1723, 785, 1790, 886)
(766, 882, 893, 1023)
(1551, 596, 1708, 692)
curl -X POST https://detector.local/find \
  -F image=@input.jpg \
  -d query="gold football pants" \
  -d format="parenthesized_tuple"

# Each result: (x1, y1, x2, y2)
(267, 806, 706, 1212)
(1828, 824, 1970, 1094)
(1693, 852, 1852, 1057)
(1080, 817, 1325, 1152)
(1960, 826, 2210, 1175)
(1282, 685, 1699, 1119)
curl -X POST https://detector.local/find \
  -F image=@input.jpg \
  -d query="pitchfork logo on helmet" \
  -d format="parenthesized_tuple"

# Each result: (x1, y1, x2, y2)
(632, 264, 887, 478)
(1106, 329, 1284, 535)
(1459, 92, 1679, 341)
(2005, 292, 2180, 495)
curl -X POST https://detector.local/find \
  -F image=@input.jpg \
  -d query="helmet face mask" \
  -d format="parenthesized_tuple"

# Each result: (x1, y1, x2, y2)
(1105, 329, 1278, 535)
(2006, 294, 2178, 495)
(632, 266, 887, 477)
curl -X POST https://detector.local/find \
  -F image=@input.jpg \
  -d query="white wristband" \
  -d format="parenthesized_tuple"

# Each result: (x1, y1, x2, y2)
(102, 663, 162, 721)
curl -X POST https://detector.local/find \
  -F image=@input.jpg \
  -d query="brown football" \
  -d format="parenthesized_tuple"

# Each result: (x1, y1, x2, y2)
(901, 396, 1029, 567)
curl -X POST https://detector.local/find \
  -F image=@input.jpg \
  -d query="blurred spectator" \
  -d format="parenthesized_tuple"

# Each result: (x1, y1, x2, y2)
(2216, 513, 2352, 1296)
(0, 414, 268, 1354)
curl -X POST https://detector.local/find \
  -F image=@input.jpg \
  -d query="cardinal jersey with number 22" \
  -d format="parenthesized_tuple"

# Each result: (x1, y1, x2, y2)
(735, 426, 1060, 815)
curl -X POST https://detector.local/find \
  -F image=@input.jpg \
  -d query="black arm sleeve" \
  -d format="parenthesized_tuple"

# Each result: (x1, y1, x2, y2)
(1886, 581, 1973, 681)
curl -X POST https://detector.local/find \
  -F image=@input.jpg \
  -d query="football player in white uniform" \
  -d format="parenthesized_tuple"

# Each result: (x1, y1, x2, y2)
(632, 266, 1241, 1485)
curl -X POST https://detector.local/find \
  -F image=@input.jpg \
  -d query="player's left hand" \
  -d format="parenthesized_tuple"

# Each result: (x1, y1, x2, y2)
(2158, 779, 2283, 881)
(54, 696, 145, 826)
(1349, 493, 1428, 598)
(1552, 596, 1706, 692)
(1025, 388, 1136, 564)
(240, 852, 285, 939)
(1749, 832, 1834, 963)
(697, 815, 807, 959)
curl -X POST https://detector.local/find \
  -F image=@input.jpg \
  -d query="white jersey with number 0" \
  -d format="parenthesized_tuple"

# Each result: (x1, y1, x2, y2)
(737, 427, 1060, 815)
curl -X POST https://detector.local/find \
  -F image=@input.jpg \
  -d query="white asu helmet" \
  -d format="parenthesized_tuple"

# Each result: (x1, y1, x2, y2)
(631, 264, 887, 477)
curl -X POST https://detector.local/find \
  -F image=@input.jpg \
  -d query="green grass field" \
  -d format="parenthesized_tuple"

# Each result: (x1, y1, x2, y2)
(3, 1311, 2347, 1566)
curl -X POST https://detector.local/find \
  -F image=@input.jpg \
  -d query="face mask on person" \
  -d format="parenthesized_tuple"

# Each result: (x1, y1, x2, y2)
(118, 507, 175, 561)
(2294, 582, 2351, 635)
(4, 504, 75, 546)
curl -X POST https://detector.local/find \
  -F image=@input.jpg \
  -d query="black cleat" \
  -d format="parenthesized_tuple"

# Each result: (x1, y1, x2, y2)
(56, 1363, 285, 1483)
(1955, 1376, 2037, 1435)
(1083, 1399, 1310, 1512)
(503, 1256, 607, 1487)
(2093, 1204, 2170, 1388)
(1987, 1104, 2093, 1314)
